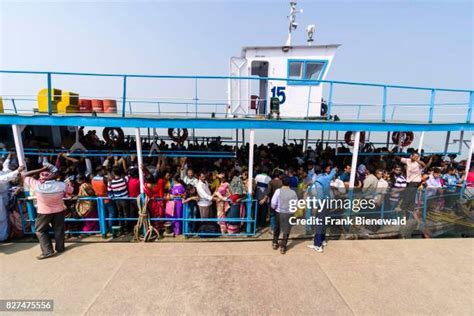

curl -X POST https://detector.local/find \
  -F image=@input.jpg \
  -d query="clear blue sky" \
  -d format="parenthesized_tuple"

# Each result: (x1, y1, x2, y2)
(0, 0, 472, 153)
(1, 0, 472, 87)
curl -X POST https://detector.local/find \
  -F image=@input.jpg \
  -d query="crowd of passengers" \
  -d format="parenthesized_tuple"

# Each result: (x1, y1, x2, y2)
(0, 137, 473, 242)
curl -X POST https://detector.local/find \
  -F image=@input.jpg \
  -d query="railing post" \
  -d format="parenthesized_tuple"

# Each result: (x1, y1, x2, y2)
(183, 203, 188, 237)
(122, 75, 127, 117)
(428, 89, 436, 123)
(253, 200, 258, 235)
(247, 129, 255, 233)
(303, 130, 309, 152)
(390, 107, 397, 120)
(382, 85, 387, 122)
(26, 198, 36, 233)
(12, 124, 26, 169)
(444, 131, 451, 156)
(12, 99, 17, 114)
(47, 72, 52, 115)
(464, 133, 474, 184)
(467, 91, 473, 124)
(194, 78, 198, 118)
(135, 128, 145, 194)
(349, 131, 361, 189)
(326, 81, 333, 120)
(97, 198, 107, 238)
(306, 85, 312, 118)
(418, 131, 425, 155)
(458, 131, 464, 154)
(346, 131, 361, 220)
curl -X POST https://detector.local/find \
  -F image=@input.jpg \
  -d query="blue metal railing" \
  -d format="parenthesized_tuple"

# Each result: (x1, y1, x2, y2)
(14, 186, 472, 240)
(0, 148, 237, 159)
(0, 69, 472, 124)
(17, 196, 258, 238)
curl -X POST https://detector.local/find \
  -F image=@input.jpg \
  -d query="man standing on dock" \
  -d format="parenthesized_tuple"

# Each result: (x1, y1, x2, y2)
(270, 176, 297, 254)
(23, 169, 73, 260)
(307, 164, 337, 253)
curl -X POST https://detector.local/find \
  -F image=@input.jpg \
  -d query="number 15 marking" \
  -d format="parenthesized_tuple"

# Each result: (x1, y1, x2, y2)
(271, 86, 286, 104)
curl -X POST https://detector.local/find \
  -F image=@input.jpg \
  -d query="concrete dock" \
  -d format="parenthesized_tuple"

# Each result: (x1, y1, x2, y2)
(0, 239, 473, 315)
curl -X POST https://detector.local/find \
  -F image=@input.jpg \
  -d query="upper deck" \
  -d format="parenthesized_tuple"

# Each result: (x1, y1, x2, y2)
(0, 70, 472, 132)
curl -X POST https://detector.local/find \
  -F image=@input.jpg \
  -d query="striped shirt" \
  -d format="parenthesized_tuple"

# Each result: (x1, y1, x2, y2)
(108, 177, 129, 198)
(389, 175, 407, 202)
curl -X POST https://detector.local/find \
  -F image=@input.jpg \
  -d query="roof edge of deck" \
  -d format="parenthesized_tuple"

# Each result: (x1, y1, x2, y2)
(0, 115, 472, 132)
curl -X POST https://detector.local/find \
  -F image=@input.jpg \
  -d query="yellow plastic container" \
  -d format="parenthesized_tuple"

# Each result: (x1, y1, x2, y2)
(57, 91, 79, 113)
(0, 97, 4, 114)
(38, 88, 62, 113)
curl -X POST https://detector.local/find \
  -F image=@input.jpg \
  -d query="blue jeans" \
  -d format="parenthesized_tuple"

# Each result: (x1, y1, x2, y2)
(105, 202, 117, 231)
(187, 201, 200, 233)
(269, 208, 276, 232)
(313, 209, 327, 247)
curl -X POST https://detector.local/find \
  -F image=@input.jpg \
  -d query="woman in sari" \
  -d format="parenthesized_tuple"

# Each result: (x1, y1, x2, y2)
(142, 166, 164, 230)
(75, 174, 99, 233)
(213, 173, 230, 233)
(168, 175, 186, 235)
(228, 170, 245, 234)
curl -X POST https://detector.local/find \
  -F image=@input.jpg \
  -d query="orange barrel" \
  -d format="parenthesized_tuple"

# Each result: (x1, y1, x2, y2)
(79, 99, 92, 113)
(103, 99, 117, 113)
(91, 99, 104, 113)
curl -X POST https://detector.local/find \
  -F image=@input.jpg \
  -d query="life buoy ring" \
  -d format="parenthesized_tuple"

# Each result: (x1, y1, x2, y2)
(392, 132, 414, 147)
(344, 131, 366, 146)
(103, 127, 124, 146)
(23, 127, 34, 139)
(168, 128, 188, 143)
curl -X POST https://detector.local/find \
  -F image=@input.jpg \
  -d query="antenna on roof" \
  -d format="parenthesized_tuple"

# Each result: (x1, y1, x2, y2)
(306, 25, 315, 46)
(285, 1, 303, 47)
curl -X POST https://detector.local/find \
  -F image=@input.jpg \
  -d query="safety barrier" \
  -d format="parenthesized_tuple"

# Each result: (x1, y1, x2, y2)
(0, 70, 472, 124)
(13, 186, 473, 240)
(301, 186, 473, 236)
(16, 196, 258, 238)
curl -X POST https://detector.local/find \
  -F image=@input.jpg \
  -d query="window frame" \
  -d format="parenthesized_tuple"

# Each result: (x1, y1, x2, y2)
(287, 59, 328, 86)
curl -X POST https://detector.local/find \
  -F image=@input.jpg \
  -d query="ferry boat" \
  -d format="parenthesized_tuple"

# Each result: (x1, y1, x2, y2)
(0, 1, 472, 240)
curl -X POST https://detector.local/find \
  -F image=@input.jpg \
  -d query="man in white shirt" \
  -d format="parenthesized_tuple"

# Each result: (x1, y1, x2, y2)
(180, 159, 198, 187)
(399, 152, 427, 212)
(375, 170, 389, 207)
(362, 166, 379, 197)
(195, 172, 213, 218)
(0, 153, 13, 175)
(0, 164, 24, 242)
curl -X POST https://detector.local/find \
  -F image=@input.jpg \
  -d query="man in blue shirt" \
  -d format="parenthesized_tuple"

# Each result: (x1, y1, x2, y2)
(339, 163, 351, 188)
(442, 167, 462, 209)
(307, 164, 337, 253)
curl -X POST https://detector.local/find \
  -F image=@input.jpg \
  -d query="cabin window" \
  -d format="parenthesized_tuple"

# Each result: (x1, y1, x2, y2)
(287, 59, 328, 85)
(305, 62, 325, 80)
(288, 61, 303, 80)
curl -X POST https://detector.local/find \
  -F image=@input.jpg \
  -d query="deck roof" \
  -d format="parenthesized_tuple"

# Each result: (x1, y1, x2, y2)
(0, 114, 472, 132)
